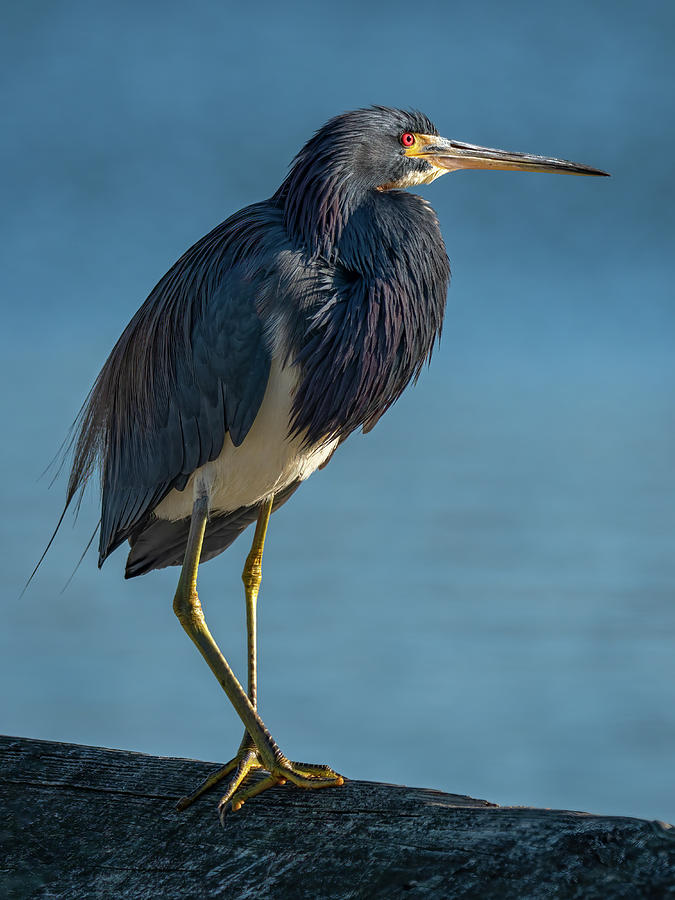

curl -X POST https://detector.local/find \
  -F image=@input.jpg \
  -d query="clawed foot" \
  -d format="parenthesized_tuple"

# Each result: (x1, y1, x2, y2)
(176, 742, 344, 822)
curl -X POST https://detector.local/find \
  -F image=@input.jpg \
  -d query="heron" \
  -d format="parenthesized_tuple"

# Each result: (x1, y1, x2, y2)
(57, 106, 607, 819)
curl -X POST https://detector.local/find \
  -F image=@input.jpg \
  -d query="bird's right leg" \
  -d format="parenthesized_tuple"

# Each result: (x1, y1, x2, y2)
(173, 493, 343, 819)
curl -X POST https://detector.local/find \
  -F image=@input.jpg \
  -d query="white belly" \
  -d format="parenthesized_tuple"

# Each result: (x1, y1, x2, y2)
(153, 358, 338, 522)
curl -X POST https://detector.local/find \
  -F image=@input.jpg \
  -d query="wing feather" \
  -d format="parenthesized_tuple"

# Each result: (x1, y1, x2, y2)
(65, 208, 278, 567)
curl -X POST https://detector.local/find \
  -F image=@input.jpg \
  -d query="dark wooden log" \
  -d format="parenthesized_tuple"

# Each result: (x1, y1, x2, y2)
(1, 734, 673, 899)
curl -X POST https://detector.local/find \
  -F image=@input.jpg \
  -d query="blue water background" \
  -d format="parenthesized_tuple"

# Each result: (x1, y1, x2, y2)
(1, 0, 674, 822)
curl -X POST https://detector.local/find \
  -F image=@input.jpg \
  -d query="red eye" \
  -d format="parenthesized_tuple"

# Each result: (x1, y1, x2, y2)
(401, 132, 416, 148)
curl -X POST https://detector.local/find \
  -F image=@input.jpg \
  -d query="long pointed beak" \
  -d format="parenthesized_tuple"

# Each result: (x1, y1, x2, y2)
(409, 136, 609, 177)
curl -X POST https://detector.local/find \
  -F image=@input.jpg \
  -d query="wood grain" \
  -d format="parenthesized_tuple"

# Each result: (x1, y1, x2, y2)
(1, 734, 673, 898)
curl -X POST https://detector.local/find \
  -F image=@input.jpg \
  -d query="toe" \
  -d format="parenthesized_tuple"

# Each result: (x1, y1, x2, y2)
(225, 774, 280, 817)
(283, 765, 345, 789)
(289, 761, 340, 775)
(176, 757, 240, 811)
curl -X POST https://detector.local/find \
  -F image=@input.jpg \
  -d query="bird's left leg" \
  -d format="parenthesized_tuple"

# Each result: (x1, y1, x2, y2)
(176, 497, 273, 809)
(174, 493, 343, 818)
(242, 492, 272, 710)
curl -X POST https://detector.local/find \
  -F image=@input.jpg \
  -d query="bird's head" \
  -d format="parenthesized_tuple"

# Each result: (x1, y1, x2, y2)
(276, 106, 608, 256)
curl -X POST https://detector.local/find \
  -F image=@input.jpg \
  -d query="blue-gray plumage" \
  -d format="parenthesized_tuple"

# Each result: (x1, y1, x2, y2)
(68, 108, 451, 574)
(58, 106, 608, 817)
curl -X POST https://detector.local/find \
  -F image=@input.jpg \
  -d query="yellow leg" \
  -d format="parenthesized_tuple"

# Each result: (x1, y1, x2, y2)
(173, 493, 343, 820)
(243, 494, 273, 709)
(172, 495, 281, 764)
(177, 497, 272, 809)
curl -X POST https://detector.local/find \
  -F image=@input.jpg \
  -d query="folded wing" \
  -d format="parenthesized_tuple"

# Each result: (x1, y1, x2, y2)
(65, 216, 274, 567)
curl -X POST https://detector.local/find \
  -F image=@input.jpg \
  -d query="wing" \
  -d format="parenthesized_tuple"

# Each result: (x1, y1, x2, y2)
(98, 276, 270, 564)
(66, 208, 278, 567)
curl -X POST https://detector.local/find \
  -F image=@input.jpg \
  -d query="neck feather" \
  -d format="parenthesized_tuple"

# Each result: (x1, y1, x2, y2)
(273, 152, 368, 260)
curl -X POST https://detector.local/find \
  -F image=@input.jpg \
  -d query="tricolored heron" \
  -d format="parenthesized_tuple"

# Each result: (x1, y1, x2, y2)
(60, 107, 607, 818)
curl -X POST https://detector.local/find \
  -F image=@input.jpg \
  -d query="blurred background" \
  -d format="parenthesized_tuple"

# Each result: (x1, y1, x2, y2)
(1, 0, 674, 823)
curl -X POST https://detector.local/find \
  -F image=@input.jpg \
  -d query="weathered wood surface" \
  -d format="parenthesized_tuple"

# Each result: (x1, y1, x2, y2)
(1, 735, 674, 899)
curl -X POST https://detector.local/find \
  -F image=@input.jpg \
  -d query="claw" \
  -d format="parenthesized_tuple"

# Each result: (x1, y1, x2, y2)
(178, 741, 345, 821)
